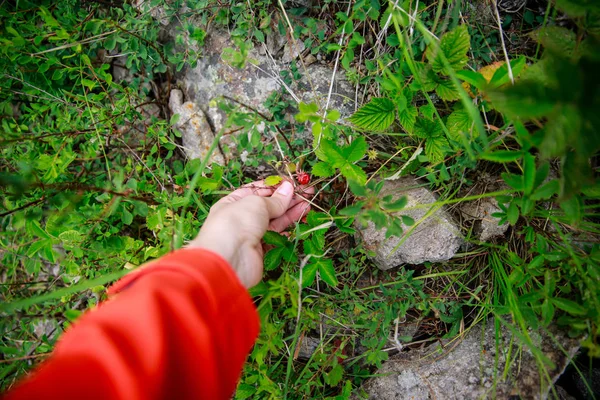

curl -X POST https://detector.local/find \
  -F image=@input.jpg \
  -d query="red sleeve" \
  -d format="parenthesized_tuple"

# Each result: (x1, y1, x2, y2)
(4, 248, 260, 400)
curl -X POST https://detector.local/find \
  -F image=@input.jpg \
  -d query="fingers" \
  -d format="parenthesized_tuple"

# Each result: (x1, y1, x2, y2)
(268, 201, 311, 232)
(264, 181, 294, 219)
(217, 180, 275, 205)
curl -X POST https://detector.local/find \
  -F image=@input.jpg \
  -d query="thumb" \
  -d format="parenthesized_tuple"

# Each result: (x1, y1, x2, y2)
(264, 181, 294, 219)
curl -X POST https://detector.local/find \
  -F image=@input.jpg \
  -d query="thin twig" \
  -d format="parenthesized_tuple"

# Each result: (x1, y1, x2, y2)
(493, 1, 514, 84)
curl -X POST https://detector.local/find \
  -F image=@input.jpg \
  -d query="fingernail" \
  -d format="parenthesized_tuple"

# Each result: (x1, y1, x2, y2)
(276, 181, 293, 196)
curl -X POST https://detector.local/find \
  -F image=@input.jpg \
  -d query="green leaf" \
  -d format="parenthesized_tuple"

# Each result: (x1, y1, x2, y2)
(523, 153, 536, 195)
(349, 98, 396, 132)
(382, 196, 407, 211)
(419, 104, 435, 121)
(425, 136, 448, 163)
(264, 247, 285, 271)
(339, 202, 364, 216)
(121, 209, 133, 225)
(507, 201, 519, 225)
(531, 180, 559, 201)
(489, 57, 527, 88)
(59, 230, 83, 243)
(487, 81, 555, 119)
(318, 259, 338, 287)
(325, 364, 344, 386)
(551, 297, 587, 316)
(263, 231, 288, 246)
(560, 195, 583, 223)
(264, 175, 283, 186)
(456, 70, 487, 90)
(299, 102, 319, 114)
(311, 162, 334, 178)
(326, 109, 341, 122)
(348, 180, 368, 197)
(446, 107, 473, 141)
(426, 25, 470, 74)
(435, 78, 460, 101)
(319, 139, 346, 167)
(480, 150, 524, 162)
(340, 163, 367, 185)
(344, 136, 368, 162)
(302, 262, 318, 287)
(414, 118, 443, 139)
(398, 105, 418, 133)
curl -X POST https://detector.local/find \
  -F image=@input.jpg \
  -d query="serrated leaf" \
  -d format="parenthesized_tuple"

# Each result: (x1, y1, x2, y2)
(420, 104, 435, 121)
(425, 136, 448, 163)
(264, 247, 285, 271)
(349, 98, 396, 132)
(398, 105, 418, 133)
(319, 139, 346, 167)
(311, 162, 334, 178)
(414, 118, 443, 139)
(340, 163, 367, 185)
(446, 107, 473, 141)
(531, 180, 559, 200)
(58, 230, 83, 243)
(344, 136, 367, 162)
(302, 262, 318, 288)
(326, 109, 341, 121)
(339, 202, 364, 216)
(435, 78, 460, 101)
(325, 364, 344, 386)
(382, 196, 407, 211)
(318, 259, 338, 287)
(263, 230, 288, 246)
(426, 25, 470, 74)
(265, 175, 283, 186)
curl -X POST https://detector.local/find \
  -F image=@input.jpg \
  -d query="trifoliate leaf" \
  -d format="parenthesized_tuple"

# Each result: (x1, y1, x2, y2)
(312, 162, 335, 178)
(349, 97, 396, 132)
(318, 139, 346, 167)
(426, 25, 471, 74)
(344, 136, 367, 162)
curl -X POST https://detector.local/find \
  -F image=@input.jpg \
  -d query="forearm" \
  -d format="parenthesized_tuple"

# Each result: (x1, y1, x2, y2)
(5, 249, 259, 400)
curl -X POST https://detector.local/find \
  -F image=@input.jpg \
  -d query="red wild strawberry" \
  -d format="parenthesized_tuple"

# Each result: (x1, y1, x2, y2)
(296, 170, 310, 185)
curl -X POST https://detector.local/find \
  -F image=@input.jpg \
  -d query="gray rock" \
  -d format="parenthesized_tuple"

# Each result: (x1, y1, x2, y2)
(168, 89, 225, 164)
(296, 336, 320, 360)
(281, 40, 306, 64)
(356, 319, 581, 400)
(33, 319, 57, 339)
(460, 197, 509, 242)
(175, 28, 356, 136)
(356, 178, 463, 270)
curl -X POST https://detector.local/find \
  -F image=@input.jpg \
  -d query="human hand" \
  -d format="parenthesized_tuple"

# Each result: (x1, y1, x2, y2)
(188, 180, 313, 288)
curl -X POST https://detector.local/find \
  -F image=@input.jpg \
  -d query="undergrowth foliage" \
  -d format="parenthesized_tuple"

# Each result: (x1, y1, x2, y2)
(1, 0, 599, 398)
